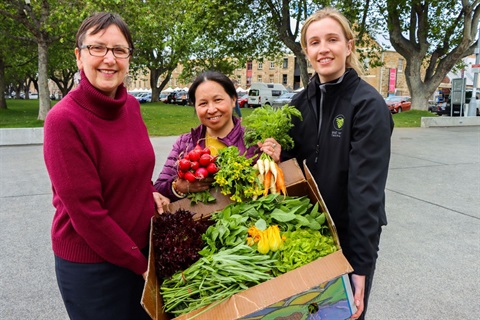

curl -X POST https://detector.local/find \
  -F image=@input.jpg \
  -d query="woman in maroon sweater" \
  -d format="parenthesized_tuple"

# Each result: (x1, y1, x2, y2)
(43, 13, 169, 320)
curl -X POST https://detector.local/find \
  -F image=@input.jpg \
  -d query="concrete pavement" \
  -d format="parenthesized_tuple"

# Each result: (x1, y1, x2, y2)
(0, 128, 479, 319)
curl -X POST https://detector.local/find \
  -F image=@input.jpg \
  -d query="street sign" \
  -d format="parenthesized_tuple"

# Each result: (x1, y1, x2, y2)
(472, 64, 480, 73)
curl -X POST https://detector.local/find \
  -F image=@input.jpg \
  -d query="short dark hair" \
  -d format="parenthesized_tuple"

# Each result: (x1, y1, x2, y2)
(188, 71, 238, 105)
(76, 12, 133, 51)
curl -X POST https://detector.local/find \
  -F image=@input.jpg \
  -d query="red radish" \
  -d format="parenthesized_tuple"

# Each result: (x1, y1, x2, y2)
(199, 154, 212, 167)
(177, 170, 185, 179)
(178, 159, 191, 172)
(195, 167, 209, 179)
(188, 149, 202, 162)
(190, 161, 200, 171)
(202, 147, 211, 155)
(206, 162, 218, 174)
(194, 144, 202, 151)
(184, 171, 196, 182)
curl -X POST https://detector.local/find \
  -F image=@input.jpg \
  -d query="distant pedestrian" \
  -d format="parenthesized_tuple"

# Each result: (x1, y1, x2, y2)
(43, 12, 169, 320)
(234, 100, 243, 120)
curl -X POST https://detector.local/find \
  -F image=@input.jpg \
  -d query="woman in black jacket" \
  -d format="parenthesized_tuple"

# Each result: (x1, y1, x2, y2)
(281, 7, 394, 320)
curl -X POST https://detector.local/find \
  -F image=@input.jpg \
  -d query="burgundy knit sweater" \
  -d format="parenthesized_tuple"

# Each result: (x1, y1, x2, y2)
(44, 72, 156, 275)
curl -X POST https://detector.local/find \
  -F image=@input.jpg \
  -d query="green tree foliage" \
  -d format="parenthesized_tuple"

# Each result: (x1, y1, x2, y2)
(0, 0, 84, 119)
(377, 0, 480, 110)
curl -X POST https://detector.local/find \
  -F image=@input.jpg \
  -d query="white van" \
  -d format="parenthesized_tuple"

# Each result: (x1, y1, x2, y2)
(247, 82, 289, 108)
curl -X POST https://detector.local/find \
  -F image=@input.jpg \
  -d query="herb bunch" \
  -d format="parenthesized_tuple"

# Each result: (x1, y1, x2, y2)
(213, 146, 263, 202)
(242, 105, 302, 150)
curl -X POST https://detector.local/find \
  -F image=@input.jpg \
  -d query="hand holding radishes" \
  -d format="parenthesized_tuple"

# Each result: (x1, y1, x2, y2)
(174, 144, 218, 204)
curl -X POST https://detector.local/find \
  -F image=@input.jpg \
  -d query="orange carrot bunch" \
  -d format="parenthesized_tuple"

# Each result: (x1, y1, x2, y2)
(254, 154, 287, 198)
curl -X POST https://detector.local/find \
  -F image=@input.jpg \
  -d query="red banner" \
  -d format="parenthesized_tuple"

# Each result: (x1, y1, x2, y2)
(389, 68, 397, 93)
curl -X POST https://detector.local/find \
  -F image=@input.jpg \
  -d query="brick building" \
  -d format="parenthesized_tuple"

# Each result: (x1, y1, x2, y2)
(149, 50, 409, 98)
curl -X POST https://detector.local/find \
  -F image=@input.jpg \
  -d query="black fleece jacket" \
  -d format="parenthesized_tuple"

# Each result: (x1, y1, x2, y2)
(282, 69, 394, 275)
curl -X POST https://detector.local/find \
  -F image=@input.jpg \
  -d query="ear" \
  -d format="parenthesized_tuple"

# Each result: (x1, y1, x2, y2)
(346, 39, 353, 56)
(75, 47, 83, 70)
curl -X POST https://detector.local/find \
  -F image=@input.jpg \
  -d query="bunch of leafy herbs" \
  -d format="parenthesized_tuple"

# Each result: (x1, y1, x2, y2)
(213, 146, 263, 202)
(242, 105, 302, 150)
(152, 209, 213, 279)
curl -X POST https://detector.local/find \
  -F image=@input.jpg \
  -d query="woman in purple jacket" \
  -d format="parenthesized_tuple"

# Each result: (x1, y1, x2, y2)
(154, 71, 281, 201)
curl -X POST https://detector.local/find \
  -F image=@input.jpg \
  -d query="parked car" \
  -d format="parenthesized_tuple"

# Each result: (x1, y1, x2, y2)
(159, 93, 169, 103)
(272, 92, 296, 108)
(174, 91, 189, 105)
(237, 93, 249, 108)
(247, 82, 289, 108)
(29, 93, 39, 99)
(165, 92, 177, 104)
(436, 90, 480, 116)
(384, 95, 411, 113)
(130, 92, 152, 103)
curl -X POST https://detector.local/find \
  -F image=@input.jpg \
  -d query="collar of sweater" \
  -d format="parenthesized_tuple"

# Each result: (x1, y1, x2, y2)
(70, 70, 129, 120)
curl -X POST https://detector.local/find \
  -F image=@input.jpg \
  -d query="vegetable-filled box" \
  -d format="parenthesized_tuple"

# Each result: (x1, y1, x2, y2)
(141, 158, 356, 320)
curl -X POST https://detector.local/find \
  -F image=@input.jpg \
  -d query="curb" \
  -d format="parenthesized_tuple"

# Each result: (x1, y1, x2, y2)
(421, 116, 480, 127)
(0, 128, 44, 146)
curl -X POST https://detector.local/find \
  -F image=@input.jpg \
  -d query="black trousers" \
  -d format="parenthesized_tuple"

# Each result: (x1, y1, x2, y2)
(55, 255, 150, 320)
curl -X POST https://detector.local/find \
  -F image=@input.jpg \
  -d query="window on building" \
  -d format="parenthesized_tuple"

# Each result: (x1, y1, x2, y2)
(269, 75, 274, 83)
(258, 62, 263, 70)
(270, 62, 275, 69)
(398, 59, 404, 73)
(283, 58, 288, 69)
(257, 75, 262, 82)
(247, 61, 252, 70)
(282, 74, 288, 85)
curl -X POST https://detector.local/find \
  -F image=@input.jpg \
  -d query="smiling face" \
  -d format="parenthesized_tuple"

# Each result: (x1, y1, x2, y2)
(75, 24, 130, 98)
(304, 17, 352, 83)
(194, 80, 235, 138)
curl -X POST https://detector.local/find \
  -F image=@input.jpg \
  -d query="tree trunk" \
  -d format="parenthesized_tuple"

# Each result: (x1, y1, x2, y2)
(294, 49, 309, 88)
(37, 41, 50, 120)
(150, 67, 161, 102)
(0, 56, 6, 109)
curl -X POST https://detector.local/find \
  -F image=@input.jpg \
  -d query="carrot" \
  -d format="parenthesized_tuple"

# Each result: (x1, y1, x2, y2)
(263, 158, 270, 176)
(270, 159, 278, 183)
(263, 171, 272, 197)
(275, 163, 287, 196)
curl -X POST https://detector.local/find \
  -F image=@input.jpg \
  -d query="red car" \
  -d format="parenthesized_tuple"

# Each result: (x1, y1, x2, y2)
(385, 96, 411, 113)
(237, 93, 249, 108)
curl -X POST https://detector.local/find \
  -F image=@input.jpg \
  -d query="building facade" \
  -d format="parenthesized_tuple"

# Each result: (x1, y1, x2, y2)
(156, 50, 409, 98)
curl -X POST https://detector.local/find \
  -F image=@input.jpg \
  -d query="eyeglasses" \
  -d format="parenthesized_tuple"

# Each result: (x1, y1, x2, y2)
(79, 44, 132, 59)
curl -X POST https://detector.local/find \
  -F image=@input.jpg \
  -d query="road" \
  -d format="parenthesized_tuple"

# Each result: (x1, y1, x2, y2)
(0, 127, 479, 319)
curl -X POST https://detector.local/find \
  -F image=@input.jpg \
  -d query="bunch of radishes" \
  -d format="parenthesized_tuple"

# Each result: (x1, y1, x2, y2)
(177, 145, 218, 182)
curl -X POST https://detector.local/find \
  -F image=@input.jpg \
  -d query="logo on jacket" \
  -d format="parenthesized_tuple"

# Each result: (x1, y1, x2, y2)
(332, 114, 345, 138)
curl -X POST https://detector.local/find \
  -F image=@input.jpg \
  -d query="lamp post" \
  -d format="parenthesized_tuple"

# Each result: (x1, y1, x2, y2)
(468, 28, 480, 117)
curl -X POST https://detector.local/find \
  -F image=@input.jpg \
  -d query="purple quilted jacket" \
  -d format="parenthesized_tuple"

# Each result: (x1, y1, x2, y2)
(153, 117, 260, 201)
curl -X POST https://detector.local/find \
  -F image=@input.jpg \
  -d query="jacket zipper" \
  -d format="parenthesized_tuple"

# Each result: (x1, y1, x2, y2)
(315, 85, 326, 164)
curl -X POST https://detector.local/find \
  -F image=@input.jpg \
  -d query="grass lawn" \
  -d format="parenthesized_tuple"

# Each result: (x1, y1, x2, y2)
(0, 99, 436, 134)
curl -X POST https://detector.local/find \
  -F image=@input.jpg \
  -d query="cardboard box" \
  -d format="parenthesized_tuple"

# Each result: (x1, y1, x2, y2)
(142, 159, 355, 320)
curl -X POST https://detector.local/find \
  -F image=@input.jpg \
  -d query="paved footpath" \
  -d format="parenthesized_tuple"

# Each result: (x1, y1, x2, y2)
(0, 127, 479, 320)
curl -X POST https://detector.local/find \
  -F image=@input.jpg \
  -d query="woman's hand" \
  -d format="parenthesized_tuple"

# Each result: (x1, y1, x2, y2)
(153, 192, 170, 214)
(349, 274, 365, 319)
(258, 138, 282, 163)
(175, 177, 213, 194)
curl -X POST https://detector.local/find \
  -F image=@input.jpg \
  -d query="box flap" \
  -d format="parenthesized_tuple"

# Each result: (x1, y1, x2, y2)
(302, 160, 341, 249)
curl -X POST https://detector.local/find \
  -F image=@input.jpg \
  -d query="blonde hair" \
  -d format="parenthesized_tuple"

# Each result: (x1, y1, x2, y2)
(300, 7, 364, 75)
